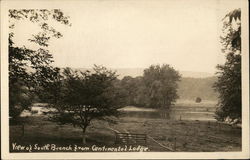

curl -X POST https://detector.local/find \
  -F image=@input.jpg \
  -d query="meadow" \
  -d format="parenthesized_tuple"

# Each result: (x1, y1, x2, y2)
(9, 100, 241, 152)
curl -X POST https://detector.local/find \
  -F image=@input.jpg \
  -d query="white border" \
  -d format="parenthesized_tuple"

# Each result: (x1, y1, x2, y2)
(1, 0, 249, 159)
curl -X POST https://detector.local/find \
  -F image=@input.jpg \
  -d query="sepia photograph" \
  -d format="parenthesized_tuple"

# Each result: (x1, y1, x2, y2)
(1, 0, 249, 159)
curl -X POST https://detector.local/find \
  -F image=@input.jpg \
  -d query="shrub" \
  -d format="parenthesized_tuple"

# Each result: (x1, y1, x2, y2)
(195, 97, 202, 103)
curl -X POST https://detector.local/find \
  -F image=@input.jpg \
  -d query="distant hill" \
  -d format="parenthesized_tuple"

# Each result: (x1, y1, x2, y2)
(76, 68, 214, 79)
(113, 68, 215, 79)
(179, 71, 214, 78)
(177, 77, 218, 101)
(113, 68, 214, 79)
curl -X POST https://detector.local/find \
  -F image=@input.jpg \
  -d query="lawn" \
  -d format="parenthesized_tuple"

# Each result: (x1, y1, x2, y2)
(9, 113, 241, 152)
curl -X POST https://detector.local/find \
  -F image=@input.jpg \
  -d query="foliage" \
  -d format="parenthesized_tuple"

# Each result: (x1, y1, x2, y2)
(116, 76, 142, 106)
(142, 64, 181, 108)
(214, 9, 241, 122)
(220, 8, 241, 52)
(9, 9, 70, 119)
(46, 65, 120, 144)
(116, 64, 181, 109)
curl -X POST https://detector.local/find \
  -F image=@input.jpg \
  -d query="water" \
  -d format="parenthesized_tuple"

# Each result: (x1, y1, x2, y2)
(120, 106, 216, 121)
(21, 102, 217, 121)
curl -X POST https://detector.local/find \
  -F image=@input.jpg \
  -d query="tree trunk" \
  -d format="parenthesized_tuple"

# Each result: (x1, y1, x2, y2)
(82, 128, 86, 144)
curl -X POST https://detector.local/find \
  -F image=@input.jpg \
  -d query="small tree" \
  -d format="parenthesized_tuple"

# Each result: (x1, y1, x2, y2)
(49, 65, 120, 144)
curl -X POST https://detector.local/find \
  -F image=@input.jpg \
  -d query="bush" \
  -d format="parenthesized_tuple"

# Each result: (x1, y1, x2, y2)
(195, 97, 202, 103)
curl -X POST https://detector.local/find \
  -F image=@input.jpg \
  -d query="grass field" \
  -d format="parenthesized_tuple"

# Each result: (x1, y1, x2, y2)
(10, 111, 241, 152)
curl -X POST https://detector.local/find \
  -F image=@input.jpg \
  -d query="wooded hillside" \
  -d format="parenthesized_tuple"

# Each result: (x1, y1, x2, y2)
(177, 77, 218, 101)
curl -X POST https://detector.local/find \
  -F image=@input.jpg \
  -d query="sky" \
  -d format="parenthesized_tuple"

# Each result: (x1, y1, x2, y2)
(11, 0, 243, 74)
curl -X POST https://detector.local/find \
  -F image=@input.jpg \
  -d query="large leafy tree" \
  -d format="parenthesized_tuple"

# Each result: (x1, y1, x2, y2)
(9, 9, 71, 119)
(116, 65, 181, 108)
(214, 9, 241, 122)
(142, 64, 181, 108)
(47, 66, 120, 144)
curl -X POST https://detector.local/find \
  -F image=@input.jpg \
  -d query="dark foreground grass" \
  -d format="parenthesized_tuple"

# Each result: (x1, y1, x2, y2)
(9, 115, 241, 152)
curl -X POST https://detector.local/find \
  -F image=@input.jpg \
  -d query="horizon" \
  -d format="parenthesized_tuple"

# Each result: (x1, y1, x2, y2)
(72, 67, 216, 78)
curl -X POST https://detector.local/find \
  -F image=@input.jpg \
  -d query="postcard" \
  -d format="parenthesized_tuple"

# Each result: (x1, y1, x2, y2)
(1, 0, 249, 159)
